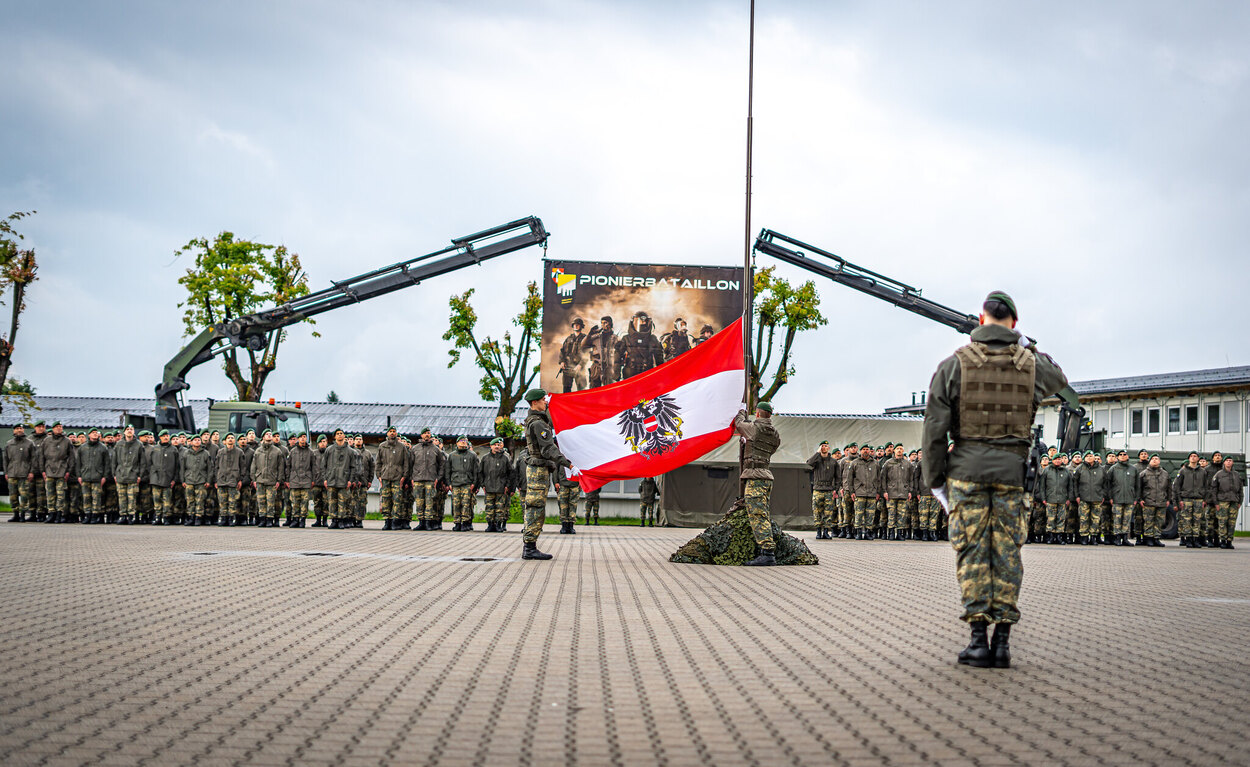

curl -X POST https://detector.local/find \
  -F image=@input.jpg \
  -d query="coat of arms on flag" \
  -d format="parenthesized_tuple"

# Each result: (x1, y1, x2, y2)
(548, 317, 745, 491)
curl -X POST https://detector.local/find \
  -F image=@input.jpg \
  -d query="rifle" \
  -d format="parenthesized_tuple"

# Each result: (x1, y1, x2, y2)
(1024, 424, 1045, 498)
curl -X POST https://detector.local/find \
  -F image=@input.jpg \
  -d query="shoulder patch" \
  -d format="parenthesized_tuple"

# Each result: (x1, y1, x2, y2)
(541, 430, 549, 438)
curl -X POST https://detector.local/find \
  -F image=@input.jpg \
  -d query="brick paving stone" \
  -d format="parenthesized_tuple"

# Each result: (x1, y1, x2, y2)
(0, 524, 1247, 766)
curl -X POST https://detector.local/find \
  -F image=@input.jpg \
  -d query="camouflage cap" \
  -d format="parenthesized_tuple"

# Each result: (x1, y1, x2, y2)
(985, 290, 1018, 320)
(524, 388, 547, 402)
(756, 401, 773, 413)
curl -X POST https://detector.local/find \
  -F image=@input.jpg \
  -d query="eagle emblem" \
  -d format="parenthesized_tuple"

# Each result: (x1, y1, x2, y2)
(618, 395, 683, 458)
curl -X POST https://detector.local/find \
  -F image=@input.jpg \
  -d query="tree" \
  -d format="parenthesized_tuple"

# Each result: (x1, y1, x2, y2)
(1, 377, 39, 423)
(0, 210, 39, 402)
(176, 232, 316, 402)
(2, 378, 36, 395)
(443, 281, 542, 429)
(749, 266, 826, 409)
(325, 390, 340, 404)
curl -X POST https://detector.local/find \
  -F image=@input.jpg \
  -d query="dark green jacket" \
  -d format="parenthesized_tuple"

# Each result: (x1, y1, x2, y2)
(1136, 465, 1171, 507)
(182, 446, 214, 485)
(374, 437, 410, 482)
(4, 434, 37, 478)
(1038, 464, 1072, 505)
(1172, 464, 1206, 501)
(847, 455, 880, 497)
(1074, 464, 1106, 503)
(147, 443, 181, 486)
(921, 324, 1068, 488)
(1210, 468, 1243, 503)
(113, 438, 147, 484)
(40, 433, 77, 477)
(215, 447, 244, 486)
(409, 441, 445, 482)
(524, 411, 561, 469)
(639, 476, 659, 503)
(251, 443, 285, 485)
(76, 440, 113, 483)
(1105, 462, 1138, 505)
(444, 448, 482, 487)
(806, 452, 840, 491)
(321, 443, 355, 488)
(882, 457, 913, 498)
(287, 445, 321, 489)
(480, 451, 513, 494)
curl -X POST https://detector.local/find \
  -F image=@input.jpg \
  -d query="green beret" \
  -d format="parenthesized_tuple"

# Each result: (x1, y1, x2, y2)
(262, 429, 272, 436)
(490, 437, 504, 445)
(420, 427, 432, 435)
(1116, 449, 1127, 455)
(386, 425, 397, 432)
(33, 419, 44, 426)
(524, 388, 547, 402)
(985, 290, 1018, 320)
(819, 440, 828, 446)
(1150, 454, 1159, 460)
(847, 442, 857, 448)
(1070, 451, 1082, 459)
(1084, 450, 1095, 456)
(756, 401, 773, 413)
(316, 434, 327, 441)
(50, 421, 62, 428)
(158, 429, 169, 437)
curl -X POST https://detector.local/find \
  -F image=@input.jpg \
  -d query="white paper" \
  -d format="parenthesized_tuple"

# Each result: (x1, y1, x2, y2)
(932, 485, 950, 513)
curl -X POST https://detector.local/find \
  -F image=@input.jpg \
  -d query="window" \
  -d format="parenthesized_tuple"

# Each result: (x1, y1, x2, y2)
(1185, 405, 1199, 433)
(1130, 409, 1144, 437)
(1207, 404, 1220, 433)
(1223, 402, 1240, 433)
(1168, 407, 1181, 434)
(1148, 408, 1161, 436)
(1109, 409, 1125, 437)
(1094, 409, 1108, 433)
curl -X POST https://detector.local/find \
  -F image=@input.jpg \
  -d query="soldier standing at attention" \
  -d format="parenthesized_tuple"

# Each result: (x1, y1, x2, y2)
(922, 291, 1068, 669)
(214, 434, 245, 526)
(445, 436, 482, 531)
(1039, 452, 1072, 544)
(1210, 457, 1242, 549)
(355, 435, 373, 527)
(883, 444, 913, 541)
(431, 437, 449, 530)
(1173, 452, 1206, 548)
(914, 449, 940, 541)
(286, 433, 319, 528)
(555, 456, 580, 534)
(76, 429, 112, 525)
(39, 422, 76, 524)
(1134, 454, 1169, 547)
(638, 475, 659, 527)
(480, 438, 513, 532)
(29, 420, 48, 521)
(321, 430, 355, 529)
(113, 426, 147, 525)
(409, 428, 444, 531)
(807, 440, 839, 539)
(734, 401, 782, 566)
(583, 487, 601, 525)
(251, 431, 284, 527)
(838, 444, 858, 538)
(147, 430, 181, 526)
(311, 435, 329, 526)
(1074, 451, 1106, 545)
(559, 318, 588, 393)
(181, 435, 212, 525)
(848, 442, 881, 540)
(521, 389, 559, 560)
(1105, 448, 1139, 546)
(5, 424, 37, 522)
(376, 427, 409, 530)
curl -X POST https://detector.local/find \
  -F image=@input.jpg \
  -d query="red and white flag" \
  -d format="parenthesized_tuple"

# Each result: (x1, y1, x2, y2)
(547, 317, 745, 492)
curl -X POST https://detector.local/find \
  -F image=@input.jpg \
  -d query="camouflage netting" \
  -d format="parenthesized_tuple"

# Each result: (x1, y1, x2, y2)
(669, 501, 819, 566)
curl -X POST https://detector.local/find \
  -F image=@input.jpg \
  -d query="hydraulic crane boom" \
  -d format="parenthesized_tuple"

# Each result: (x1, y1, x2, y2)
(155, 216, 549, 432)
(753, 228, 1084, 456)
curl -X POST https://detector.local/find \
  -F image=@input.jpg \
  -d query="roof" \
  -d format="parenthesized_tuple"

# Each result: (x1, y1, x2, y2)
(1065, 366, 1250, 399)
(0, 395, 528, 438)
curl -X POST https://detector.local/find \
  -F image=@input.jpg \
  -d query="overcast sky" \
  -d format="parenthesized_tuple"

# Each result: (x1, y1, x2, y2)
(3, 0, 1248, 416)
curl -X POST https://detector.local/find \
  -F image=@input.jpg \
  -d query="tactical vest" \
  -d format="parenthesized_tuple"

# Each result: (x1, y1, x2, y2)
(953, 341, 1036, 441)
(742, 418, 781, 471)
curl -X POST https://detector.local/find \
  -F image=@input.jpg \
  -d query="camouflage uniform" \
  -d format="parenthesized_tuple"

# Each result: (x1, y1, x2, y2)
(113, 436, 147, 521)
(733, 410, 781, 553)
(847, 453, 881, 535)
(321, 440, 356, 524)
(922, 321, 1068, 626)
(583, 489, 600, 524)
(639, 476, 659, 525)
(409, 439, 445, 525)
(30, 428, 48, 519)
(1136, 464, 1170, 541)
(806, 449, 839, 532)
(445, 446, 482, 527)
(1210, 467, 1244, 545)
(215, 445, 245, 521)
(556, 479, 579, 525)
(4, 431, 38, 520)
(252, 442, 285, 521)
(1038, 461, 1072, 535)
(40, 432, 77, 520)
(1074, 462, 1106, 538)
(375, 434, 410, 524)
(480, 447, 514, 529)
(522, 411, 561, 545)
(1172, 464, 1206, 540)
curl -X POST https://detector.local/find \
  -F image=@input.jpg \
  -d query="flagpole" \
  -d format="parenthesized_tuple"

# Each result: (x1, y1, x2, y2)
(739, 0, 756, 501)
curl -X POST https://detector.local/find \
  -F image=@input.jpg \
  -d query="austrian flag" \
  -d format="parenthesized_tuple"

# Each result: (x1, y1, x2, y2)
(548, 317, 746, 492)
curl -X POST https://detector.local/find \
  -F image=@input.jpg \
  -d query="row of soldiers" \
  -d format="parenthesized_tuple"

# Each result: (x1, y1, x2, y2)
(806, 441, 945, 541)
(1033, 447, 1243, 549)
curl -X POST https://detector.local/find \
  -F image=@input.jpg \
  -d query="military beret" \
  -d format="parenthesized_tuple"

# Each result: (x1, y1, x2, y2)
(386, 425, 397, 432)
(1188, 450, 1199, 457)
(756, 401, 773, 413)
(33, 419, 44, 426)
(985, 290, 1018, 320)
(262, 429, 272, 436)
(1117, 449, 1127, 455)
(1150, 453, 1159, 460)
(524, 388, 547, 402)
(819, 440, 828, 446)
(1084, 450, 1095, 456)
(1138, 448, 1149, 454)
(490, 437, 503, 445)
(50, 421, 62, 428)
(158, 429, 169, 437)
(316, 434, 327, 441)
(457, 435, 469, 442)
(847, 442, 857, 448)
(420, 427, 432, 435)
(224, 432, 236, 440)
(1070, 451, 1082, 459)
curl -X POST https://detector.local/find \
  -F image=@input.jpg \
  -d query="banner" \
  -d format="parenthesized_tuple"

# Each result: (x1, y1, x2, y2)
(541, 260, 744, 395)
(547, 317, 745, 492)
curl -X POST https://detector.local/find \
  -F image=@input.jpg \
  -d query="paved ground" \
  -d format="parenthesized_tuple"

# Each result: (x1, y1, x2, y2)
(0, 522, 1246, 767)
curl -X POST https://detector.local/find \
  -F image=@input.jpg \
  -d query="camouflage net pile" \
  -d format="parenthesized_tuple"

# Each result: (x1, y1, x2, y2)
(669, 501, 819, 566)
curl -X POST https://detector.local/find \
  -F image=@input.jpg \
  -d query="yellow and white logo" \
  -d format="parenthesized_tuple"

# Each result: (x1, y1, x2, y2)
(551, 267, 577, 305)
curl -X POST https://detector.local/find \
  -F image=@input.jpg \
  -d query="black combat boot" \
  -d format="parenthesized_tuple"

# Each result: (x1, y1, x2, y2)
(744, 547, 776, 566)
(485, 520, 496, 533)
(463, 522, 474, 532)
(990, 623, 1012, 668)
(522, 541, 553, 560)
(558, 521, 570, 534)
(957, 622, 993, 668)
(498, 522, 507, 532)
(383, 519, 393, 530)
(8, 511, 22, 523)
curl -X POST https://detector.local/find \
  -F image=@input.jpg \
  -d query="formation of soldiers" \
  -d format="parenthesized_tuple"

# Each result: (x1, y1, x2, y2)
(559, 313, 716, 392)
(806, 442, 944, 541)
(1032, 447, 1242, 549)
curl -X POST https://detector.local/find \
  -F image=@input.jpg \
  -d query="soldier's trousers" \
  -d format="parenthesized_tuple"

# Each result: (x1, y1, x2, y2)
(326, 487, 351, 520)
(1140, 505, 1164, 539)
(811, 490, 835, 528)
(240, 485, 255, 518)
(556, 485, 579, 523)
(875, 497, 886, 529)
(853, 496, 875, 530)
(451, 485, 475, 524)
(413, 481, 437, 521)
(639, 501, 656, 523)
(745, 479, 774, 551)
(257, 484, 280, 519)
(1045, 502, 1067, 534)
(1178, 500, 1202, 538)
(1100, 501, 1113, 537)
(1214, 501, 1238, 543)
(523, 466, 550, 544)
(584, 495, 599, 523)
(217, 486, 241, 518)
(434, 488, 448, 522)
(173, 484, 185, 516)
(1202, 501, 1217, 538)
(840, 495, 854, 529)
(312, 486, 326, 518)
(290, 488, 310, 521)
(886, 498, 908, 530)
(33, 477, 47, 517)
(356, 486, 367, 520)
(918, 497, 939, 531)
(43, 477, 68, 516)
(947, 478, 1026, 625)
(104, 480, 119, 515)
(82, 482, 104, 517)
(70, 481, 82, 516)
(138, 481, 153, 514)
(1028, 501, 1045, 536)
(8, 478, 31, 515)
(1078, 502, 1100, 536)
(184, 485, 206, 519)
(379, 480, 404, 520)
(151, 487, 173, 517)
(484, 492, 509, 524)
(1065, 501, 1078, 534)
(1111, 503, 1132, 536)
(117, 482, 141, 517)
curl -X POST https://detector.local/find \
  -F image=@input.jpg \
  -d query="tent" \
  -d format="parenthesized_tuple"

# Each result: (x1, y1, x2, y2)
(659, 413, 925, 529)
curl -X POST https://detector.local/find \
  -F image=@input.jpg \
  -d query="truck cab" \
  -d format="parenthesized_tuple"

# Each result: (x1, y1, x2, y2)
(206, 400, 310, 439)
